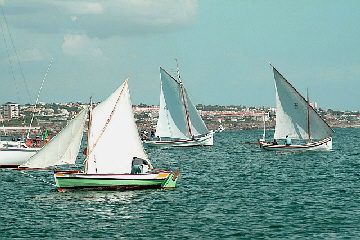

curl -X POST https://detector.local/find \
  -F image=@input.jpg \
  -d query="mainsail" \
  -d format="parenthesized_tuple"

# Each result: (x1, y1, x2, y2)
(155, 67, 209, 139)
(86, 79, 148, 174)
(21, 107, 89, 168)
(272, 66, 334, 140)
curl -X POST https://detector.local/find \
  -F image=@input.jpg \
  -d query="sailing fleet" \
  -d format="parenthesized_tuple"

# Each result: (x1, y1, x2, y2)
(2, 62, 335, 192)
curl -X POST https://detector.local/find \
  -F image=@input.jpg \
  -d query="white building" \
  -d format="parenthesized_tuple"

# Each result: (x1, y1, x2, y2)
(2, 102, 19, 119)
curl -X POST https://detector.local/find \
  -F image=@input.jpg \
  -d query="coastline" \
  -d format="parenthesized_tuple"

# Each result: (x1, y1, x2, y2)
(1, 120, 359, 139)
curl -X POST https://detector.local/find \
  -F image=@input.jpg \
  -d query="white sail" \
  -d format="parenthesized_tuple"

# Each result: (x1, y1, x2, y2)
(86, 79, 148, 174)
(272, 67, 333, 140)
(155, 67, 209, 138)
(156, 81, 187, 138)
(21, 107, 89, 168)
(156, 68, 189, 138)
(185, 90, 209, 136)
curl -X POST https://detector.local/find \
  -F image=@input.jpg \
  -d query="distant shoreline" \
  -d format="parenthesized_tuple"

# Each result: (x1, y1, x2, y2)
(1, 120, 358, 138)
(201, 121, 360, 132)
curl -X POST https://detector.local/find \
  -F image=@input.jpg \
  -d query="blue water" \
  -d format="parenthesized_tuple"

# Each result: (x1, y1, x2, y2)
(1, 128, 360, 239)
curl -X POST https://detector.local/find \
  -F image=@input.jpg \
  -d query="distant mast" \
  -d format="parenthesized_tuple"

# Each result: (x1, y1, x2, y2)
(176, 59, 193, 138)
(307, 88, 311, 143)
(262, 112, 266, 140)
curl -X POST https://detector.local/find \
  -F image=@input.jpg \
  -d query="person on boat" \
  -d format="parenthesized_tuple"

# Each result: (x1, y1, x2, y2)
(285, 135, 292, 146)
(131, 157, 151, 174)
(140, 130, 147, 139)
(272, 139, 278, 145)
(150, 130, 155, 138)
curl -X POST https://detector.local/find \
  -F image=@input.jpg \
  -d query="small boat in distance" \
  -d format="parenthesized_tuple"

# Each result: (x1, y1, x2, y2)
(143, 61, 213, 147)
(19, 79, 179, 192)
(259, 63, 334, 151)
(0, 127, 48, 168)
(0, 18, 53, 167)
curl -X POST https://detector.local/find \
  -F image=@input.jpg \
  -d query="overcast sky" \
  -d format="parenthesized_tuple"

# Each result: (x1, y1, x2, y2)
(1, 0, 359, 111)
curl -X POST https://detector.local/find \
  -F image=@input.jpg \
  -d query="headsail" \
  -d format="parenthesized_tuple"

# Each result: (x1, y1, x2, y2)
(155, 67, 209, 138)
(86, 79, 148, 174)
(272, 66, 334, 140)
(21, 107, 89, 168)
(156, 68, 189, 138)
(185, 89, 209, 136)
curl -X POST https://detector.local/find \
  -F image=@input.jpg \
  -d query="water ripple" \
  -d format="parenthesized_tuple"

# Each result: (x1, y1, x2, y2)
(1, 128, 360, 239)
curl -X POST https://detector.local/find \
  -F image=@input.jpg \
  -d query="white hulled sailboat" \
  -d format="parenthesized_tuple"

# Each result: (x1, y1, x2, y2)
(259, 64, 334, 151)
(143, 63, 213, 147)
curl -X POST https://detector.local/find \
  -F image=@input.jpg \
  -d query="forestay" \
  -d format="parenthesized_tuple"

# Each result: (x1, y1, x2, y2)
(21, 107, 89, 168)
(155, 67, 209, 139)
(86, 80, 148, 174)
(273, 67, 333, 140)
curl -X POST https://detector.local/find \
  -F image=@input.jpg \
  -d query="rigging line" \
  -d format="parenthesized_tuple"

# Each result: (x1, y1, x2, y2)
(0, 8, 20, 103)
(19, 170, 56, 187)
(84, 78, 129, 165)
(1, 5, 32, 103)
(29, 58, 53, 130)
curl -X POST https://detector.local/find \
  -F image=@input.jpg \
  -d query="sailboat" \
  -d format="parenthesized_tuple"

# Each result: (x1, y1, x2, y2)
(0, 59, 53, 168)
(19, 79, 179, 192)
(0, 126, 44, 168)
(0, 9, 52, 167)
(143, 63, 213, 147)
(259, 64, 334, 151)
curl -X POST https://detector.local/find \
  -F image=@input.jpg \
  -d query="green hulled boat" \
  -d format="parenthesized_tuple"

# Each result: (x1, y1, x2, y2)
(20, 79, 179, 192)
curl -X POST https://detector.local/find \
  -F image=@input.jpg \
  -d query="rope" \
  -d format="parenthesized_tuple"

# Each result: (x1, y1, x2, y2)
(19, 170, 57, 187)
(29, 58, 53, 130)
(84, 79, 129, 163)
(1, 5, 32, 103)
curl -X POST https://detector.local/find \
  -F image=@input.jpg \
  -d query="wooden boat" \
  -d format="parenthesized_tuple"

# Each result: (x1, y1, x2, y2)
(143, 61, 213, 147)
(19, 79, 179, 192)
(259, 64, 334, 151)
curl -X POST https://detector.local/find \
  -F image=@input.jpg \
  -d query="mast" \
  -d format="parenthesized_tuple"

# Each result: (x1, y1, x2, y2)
(262, 111, 266, 140)
(176, 59, 193, 138)
(28, 58, 53, 138)
(307, 88, 311, 143)
(84, 97, 93, 173)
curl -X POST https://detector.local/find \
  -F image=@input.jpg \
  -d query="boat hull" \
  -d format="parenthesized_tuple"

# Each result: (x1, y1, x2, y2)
(260, 137, 332, 151)
(54, 171, 179, 192)
(143, 133, 213, 148)
(0, 148, 39, 167)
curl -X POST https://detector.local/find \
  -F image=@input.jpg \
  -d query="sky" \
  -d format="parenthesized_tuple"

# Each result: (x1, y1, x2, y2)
(0, 0, 359, 111)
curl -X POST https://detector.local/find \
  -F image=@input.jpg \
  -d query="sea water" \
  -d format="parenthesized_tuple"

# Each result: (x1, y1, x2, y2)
(1, 128, 360, 239)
